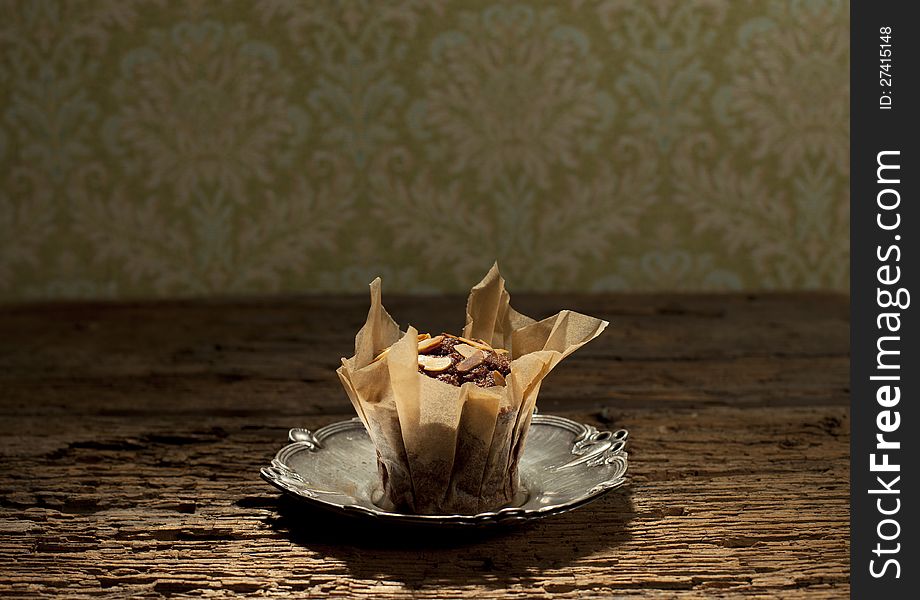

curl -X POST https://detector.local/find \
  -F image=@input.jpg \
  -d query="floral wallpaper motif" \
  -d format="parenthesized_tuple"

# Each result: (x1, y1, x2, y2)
(0, 0, 849, 300)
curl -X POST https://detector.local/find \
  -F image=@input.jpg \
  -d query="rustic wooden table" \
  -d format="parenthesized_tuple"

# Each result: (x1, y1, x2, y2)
(0, 294, 849, 598)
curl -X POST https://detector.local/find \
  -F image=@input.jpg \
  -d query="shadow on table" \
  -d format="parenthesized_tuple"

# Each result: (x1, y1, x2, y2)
(265, 487, 635, 589)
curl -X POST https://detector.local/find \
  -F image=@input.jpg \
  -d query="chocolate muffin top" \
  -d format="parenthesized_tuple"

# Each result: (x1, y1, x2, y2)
(416, 333, 511, 388)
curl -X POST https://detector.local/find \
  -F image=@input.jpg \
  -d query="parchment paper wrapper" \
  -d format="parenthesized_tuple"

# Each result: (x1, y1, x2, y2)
(336, 264, 608, 514)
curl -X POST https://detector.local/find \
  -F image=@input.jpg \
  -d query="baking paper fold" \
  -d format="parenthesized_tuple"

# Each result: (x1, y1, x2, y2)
(336, 264, 608, 514)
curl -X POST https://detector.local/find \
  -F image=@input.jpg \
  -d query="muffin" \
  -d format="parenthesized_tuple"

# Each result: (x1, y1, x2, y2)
(336, 264, 608, 514)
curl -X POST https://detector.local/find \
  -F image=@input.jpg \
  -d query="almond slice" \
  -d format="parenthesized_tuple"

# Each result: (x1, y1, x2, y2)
(458, 336, 493, 351)
(456, 350, 486, 372)
(491, 370, 506, 386)
(417, 335, 445, 354)
(494, 348, 509, 355)
(453, 343, 477, 358)
(418, 354, 452, 372)
(372, 347, 390, 362)
(417, 333, 431, 341)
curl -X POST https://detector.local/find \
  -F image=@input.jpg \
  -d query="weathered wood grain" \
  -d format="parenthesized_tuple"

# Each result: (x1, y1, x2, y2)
(0, 294, 849, 598)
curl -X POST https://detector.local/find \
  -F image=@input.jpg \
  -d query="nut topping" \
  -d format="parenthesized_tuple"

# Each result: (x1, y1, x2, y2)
(418, 354, 452, 372)
(417, 335, 445, 354)
(456, 350, 486, 372)
(453, 343, 477, 358)
(459, 336, 493, 351)
(408, 332, 511, 387)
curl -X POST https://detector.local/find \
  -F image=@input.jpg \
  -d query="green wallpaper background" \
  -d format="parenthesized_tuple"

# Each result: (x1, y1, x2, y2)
(0, 0, 849, 300)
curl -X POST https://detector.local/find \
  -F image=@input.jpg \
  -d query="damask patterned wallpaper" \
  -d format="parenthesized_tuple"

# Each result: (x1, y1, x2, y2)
(0, 0, 849, 301)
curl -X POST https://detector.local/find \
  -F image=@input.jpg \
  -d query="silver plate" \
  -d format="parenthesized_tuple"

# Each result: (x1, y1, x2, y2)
(261, 414, 628, 527)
